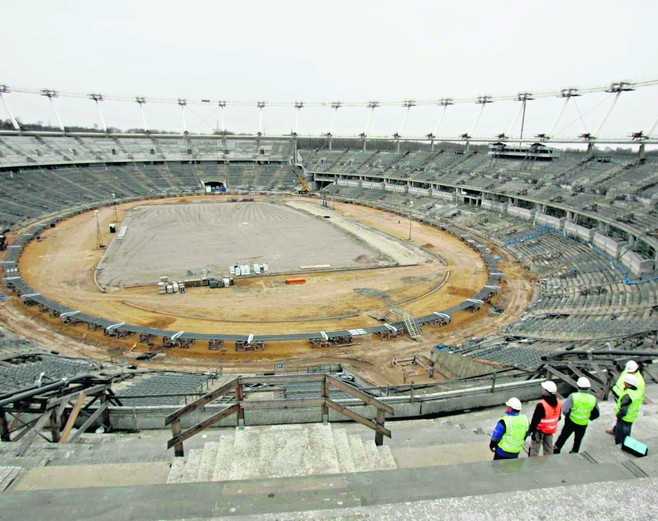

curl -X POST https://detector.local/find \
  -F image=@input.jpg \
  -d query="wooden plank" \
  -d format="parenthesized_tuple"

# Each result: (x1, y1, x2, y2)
(165, 379, 237, 425)
(15, 411, 51, 457)
(326, 375, 394, 415)
(375, 408, 386, 446)
(240, 398, 324, 409)
(325, 399, 391, 438)
(67, 403, 108, 443)
(59, 392, 86, 443)
(0, 408, 9, 441)
(171, 419, 184, 457)
(167, 403, 239, 450)
(46, 384, 109, 407)
(321, 377, 329, 418)
(546, 366, 580, 390)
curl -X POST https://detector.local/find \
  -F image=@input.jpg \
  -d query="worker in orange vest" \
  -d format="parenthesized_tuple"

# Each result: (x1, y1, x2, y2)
(529, 381, 562, 456)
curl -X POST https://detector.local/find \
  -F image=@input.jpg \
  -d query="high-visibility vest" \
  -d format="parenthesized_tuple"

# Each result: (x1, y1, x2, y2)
(611, 370, 628, 397)
(537, 398, 562, 434)
(614, 388, 642, 424)
(570, 392, 597, 426)
(498, 414, 529, 454)
(612, 370, 645, 398)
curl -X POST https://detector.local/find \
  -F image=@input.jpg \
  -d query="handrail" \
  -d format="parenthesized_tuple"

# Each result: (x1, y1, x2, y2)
(166, 374, 394, 457)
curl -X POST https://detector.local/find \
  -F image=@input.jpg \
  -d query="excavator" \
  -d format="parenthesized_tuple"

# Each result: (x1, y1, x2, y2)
(296, 175, 309, 194)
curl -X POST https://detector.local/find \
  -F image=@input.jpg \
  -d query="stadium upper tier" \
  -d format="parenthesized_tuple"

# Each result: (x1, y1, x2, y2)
(0, 134, 656, 279)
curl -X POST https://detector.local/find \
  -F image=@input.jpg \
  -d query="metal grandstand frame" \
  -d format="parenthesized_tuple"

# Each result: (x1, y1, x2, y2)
(1, 79, 657, 145)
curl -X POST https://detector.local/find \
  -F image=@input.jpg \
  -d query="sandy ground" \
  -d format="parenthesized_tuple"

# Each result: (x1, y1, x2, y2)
(97, 201, 396, 288)
(1, 195, 534, 385)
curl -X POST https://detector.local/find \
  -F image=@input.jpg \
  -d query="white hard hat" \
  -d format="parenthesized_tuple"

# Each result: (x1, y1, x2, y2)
(541, 381, 557, 394)
(625, 360, 639, 373)
(577, 377, 591, 389)
(623, 374, 639, 387)
(506, 397, 522, 411)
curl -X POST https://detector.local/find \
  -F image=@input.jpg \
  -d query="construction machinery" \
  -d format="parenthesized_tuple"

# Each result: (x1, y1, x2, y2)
(296, 175, 309, 194)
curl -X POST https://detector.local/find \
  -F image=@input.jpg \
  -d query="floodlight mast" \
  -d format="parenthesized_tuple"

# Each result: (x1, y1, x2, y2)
(89, 93, 107, 133)
(363, 101, 379, 152)
(430, 98, 453, 149)
(41, 89, 65, 132)
(517, 92, 533, 145)
(548, 88, 580, 137)
(328, 102, 341, 150)
(594, 81, 635, 137)
(135, 97, 148, 133)
(257, 101, 266, 135)
(293, 102, 304, 134)
(178, 99, 187, 134)
(0, 85, 20, 130)
(471, 96, 492, 137)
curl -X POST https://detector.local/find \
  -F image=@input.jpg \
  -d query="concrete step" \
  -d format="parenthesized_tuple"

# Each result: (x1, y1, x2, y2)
(332, 428, 356, 473)
(363, 440, 384, 471)
(348, 435, 370, 472)
(212, 433, 235, 481)
(181, 449, 203, 484)
(0, 466, 22, 491)
(377, 445, 398, 470)
(166, 458, 186, 484)
(196, 442, 218, 482)
(0, 454, 643, 520)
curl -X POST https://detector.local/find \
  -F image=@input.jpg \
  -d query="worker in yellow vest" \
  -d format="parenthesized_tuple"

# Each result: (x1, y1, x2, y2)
(611, 360, 646, 399)
(490, 397, 530, 460)
(607, 360, 645, 435)
(554, 377, 600, 454)
(613, 374, 642, 445)
(529, 381, 562, 456)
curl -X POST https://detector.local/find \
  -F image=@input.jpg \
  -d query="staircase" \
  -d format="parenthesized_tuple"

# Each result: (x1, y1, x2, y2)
(166, 423, 396, 484)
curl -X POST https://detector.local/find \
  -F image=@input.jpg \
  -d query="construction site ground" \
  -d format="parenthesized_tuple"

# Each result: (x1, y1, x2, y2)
(1, 195, 534, 385)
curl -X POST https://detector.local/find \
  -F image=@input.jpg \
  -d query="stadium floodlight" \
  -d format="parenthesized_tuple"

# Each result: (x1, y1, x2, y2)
(135, 97, 148, 133)
(294, 102, 304, 134)
(217, 101, 227, 135)
(178, 99, 188, 134)
(364, 101, 379, 142)
(88, 93, 107, 133)
(0, 85, 20, 130)
(515, 93, 533, 143)
(328, 102, 342, 139)
(431, 99, 453, 139)
(607, 81, 635, 93)
(559, 88, 580, 98)
(535, 133, 549, 141)
(497, 133, 508, 141)
(630, 131, 646, 141)
(398, 100, 416, 140)
(548, 88, 581, 138)
(257, 101, 266, 135)
(595, 82, 634, 137)
(41, 89, 65, 132)
(470, 96, 492, 137)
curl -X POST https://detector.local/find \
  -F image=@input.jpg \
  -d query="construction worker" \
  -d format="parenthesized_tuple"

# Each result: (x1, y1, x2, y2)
(612, 373, 642, 445)
(610, 360, 645, 401)
(554, 377, 600, 454)
(528, 381, 562, 456)
(607, 360, 645, 434)
(490, 397, 530, 460)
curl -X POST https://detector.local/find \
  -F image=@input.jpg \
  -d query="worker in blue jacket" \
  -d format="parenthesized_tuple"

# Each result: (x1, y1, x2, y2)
(490, 397, 530, 460)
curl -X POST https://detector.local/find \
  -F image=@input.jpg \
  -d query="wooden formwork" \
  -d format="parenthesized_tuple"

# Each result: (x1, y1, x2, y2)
(392, 355, 435, 382)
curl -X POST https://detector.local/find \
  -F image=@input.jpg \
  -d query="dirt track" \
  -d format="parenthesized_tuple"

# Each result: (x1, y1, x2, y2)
(2, 195, 534, 385)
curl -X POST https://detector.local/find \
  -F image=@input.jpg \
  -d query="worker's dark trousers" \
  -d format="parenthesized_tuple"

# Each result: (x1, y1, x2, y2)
(614, 419, 633, 445)
(554, 417, 588, 453)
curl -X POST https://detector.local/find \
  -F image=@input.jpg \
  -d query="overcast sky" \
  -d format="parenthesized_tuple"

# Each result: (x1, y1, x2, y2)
(1, 0, 657, 140)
